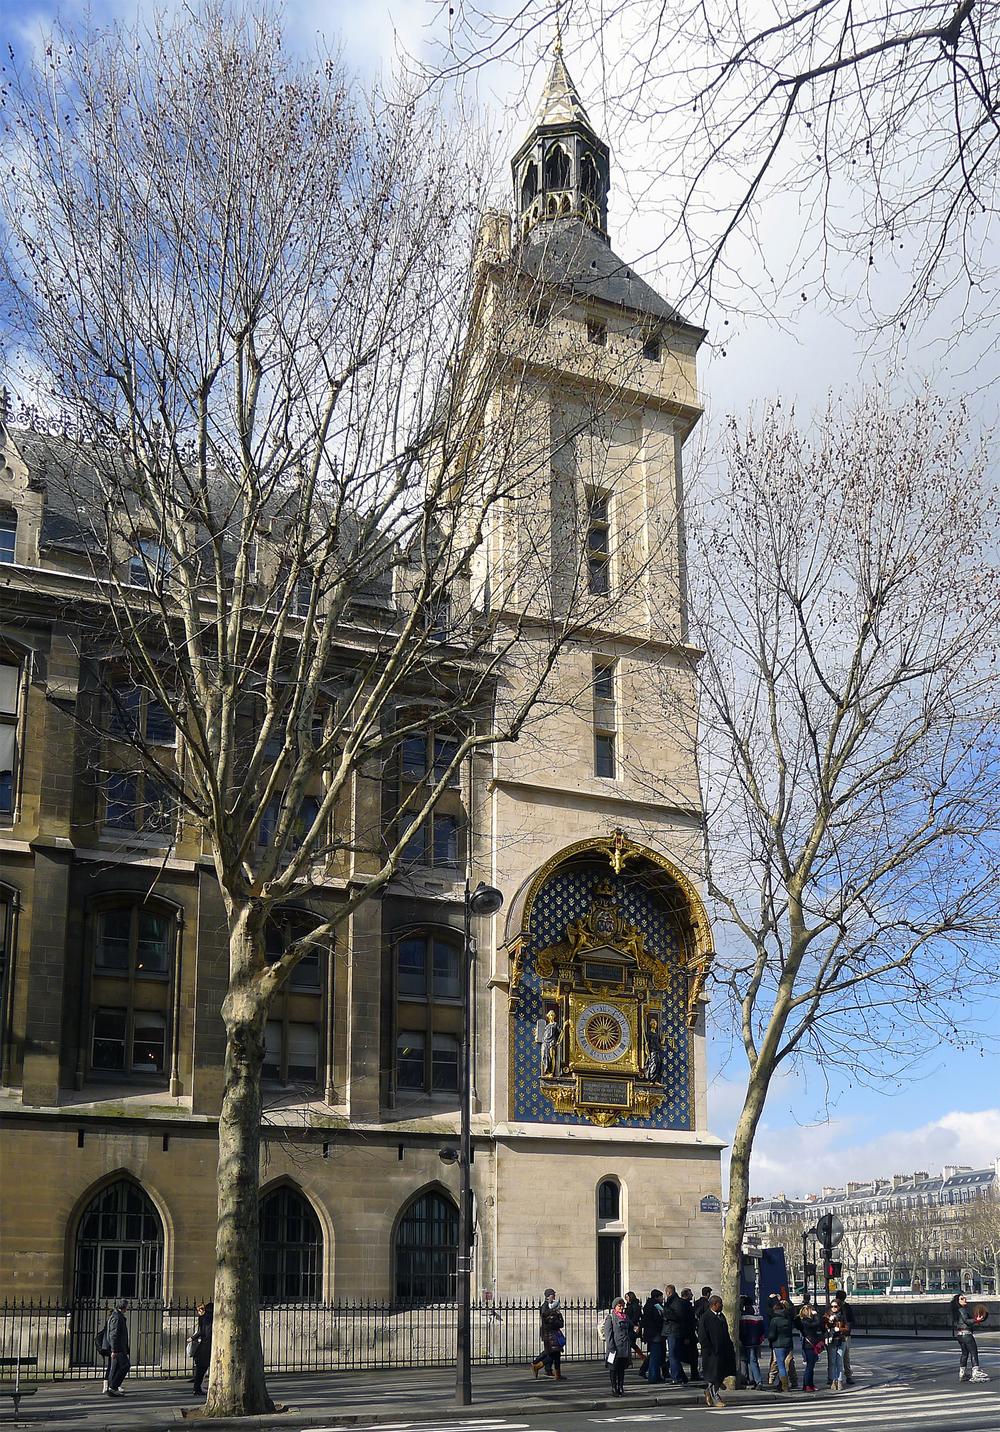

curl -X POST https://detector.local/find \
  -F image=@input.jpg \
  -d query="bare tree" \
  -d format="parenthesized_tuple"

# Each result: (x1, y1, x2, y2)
(955, 1187, 1000, 1293)
(624, 393, 1000, 1334)
(441, 0, 1000, 329)
(0, 6, 651, 1414)
(870, 1205, 928, 1289)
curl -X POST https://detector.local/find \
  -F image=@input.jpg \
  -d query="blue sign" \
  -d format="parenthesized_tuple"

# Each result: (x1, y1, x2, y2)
(700, 1194, 722, 1213)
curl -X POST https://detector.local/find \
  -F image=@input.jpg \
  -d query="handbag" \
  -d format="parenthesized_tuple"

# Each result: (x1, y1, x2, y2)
(554, 1331, 566, 1349)
(606, 1350, 617, 1364)
(186, 1334, 201, 1359)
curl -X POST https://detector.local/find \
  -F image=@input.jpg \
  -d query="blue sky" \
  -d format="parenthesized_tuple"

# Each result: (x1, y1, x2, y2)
(5, 0, 999, 1194)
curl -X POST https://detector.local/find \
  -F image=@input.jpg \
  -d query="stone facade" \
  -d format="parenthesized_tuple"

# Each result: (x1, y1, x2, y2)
(0, 52, 723, 1309)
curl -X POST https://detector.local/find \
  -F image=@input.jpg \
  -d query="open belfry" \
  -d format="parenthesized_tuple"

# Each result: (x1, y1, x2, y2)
(0, 46, 723, 1311)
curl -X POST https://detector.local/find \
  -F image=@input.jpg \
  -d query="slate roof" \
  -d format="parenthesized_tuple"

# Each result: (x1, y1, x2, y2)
(514, 217, 699, 332)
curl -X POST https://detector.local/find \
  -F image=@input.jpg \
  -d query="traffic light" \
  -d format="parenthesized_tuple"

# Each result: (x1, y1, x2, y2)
(826, 1260, 842, 1291)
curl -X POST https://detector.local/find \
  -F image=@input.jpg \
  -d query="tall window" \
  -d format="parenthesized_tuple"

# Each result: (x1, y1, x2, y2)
(0, 659, 24, 820)
(0, 511, 15, 564)
(74, 1179, 164, 1300)
(395, 933, 462, 1098)
(260, 1185, 322, 1302)
(394, 1190, 458, 1302)
(395, 721, 463, 873)
(103, 769, 175, 836)
(0, 886, 14, 1082)
(129, 537, 169, 588)
(261, 910, 326, 1089)
(597, 1177, 624, 1306)
(109, 685, 175, 745)
(586, 490, 611, 595)
(89, 902, 174, 1079)
(593, 658, 617, 779)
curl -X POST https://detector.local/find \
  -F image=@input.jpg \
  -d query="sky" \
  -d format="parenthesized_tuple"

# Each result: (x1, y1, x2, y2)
(4, 0, 999, 1196)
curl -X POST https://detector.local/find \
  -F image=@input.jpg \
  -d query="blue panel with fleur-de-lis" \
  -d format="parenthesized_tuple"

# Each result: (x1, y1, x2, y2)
(511, 866, 692, 1128)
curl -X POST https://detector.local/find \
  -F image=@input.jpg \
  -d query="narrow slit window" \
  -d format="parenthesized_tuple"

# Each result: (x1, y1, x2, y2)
(586, 490, 611, 596)
(593, 657, 617, 779)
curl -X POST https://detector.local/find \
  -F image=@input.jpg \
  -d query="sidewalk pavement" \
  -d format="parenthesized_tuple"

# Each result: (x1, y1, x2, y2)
(3, 1360, 782, 1430)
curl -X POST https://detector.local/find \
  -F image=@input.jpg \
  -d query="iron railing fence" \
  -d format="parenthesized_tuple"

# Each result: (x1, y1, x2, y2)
(2, 1296, 996, 1381)
(0, 1297, 609, 1380)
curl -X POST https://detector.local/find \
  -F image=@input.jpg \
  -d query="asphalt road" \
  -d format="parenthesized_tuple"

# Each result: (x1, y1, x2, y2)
(7, 1337, 998, 1431)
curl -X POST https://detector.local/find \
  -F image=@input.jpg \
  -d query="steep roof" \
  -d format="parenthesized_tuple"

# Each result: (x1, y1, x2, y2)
(526, 48, 596, 136)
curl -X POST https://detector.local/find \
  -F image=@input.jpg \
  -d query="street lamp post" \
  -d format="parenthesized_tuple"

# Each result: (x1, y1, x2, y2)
(456, 878, 504, 1407)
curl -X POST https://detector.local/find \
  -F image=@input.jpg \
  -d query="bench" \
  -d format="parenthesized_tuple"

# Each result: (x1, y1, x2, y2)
(0, 1356, 38, 1416)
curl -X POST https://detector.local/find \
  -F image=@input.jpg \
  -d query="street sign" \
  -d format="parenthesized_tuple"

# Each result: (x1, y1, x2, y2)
(699, 1194, 722, 1213)
(816, 1213, 844, 1249)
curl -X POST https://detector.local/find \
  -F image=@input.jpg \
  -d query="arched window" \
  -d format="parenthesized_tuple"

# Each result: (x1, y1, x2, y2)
(394, 1189, 458, 1303)
(520, 162, 538, 208)
(260, 1185, 322, 1302)
(74, 1179, 164, 1300)
(89, 899, 176, 1081)
(598, 1178, 620, 1220)
(544, 143, 570, 191)
(580, 151, 601, 202)
(597, 1177, 624, 1306)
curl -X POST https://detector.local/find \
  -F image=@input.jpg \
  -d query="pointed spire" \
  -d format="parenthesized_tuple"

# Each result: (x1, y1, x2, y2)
(529, 47, 595, 135)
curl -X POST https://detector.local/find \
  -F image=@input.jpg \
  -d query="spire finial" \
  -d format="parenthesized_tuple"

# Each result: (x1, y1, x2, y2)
(554, 11, 563, 57)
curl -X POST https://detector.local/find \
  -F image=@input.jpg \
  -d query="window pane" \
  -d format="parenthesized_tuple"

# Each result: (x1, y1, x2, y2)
(289, 948, 321, 989)
(401, 819, 427, 865)
(92, 1008, 127, 1070)
(132, 1012, 166, 1072)
(287, 1023, 318, 1082)
(433, 737, 459, 785)
(431, 940, 460, 998)
(144, 778, 175, 834)
(587, 524, 610, 554)
(292, 796, 320, 849)
(0, 664, 19, 716)
(398, 937, 427, 995)
(587, 492, 609, 523)
(595, 733, 615, 778)
(110, 686, 140, 737)
(263, 1021, 283, 1080)
(0, 725, 16, 816)
(96, 909, 132, 970)
(259, 796, 280, 847)
(144, 699, 174, 744)
(106, 772, 138, 828)
(396, 1030, 425, 1089)
(0, 514, 15, 563)
(401, 735, 427, 781)
(136, 912, 169, 973)
(598, 1180, 620, 1220)
(588, 557, 610, 595)
(431, 1034, 460, 1091)
(593, 662, 615, 702)
(433, 813, 459, 869)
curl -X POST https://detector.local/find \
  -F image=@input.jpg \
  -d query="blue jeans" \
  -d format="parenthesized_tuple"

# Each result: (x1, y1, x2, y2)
(666, 1334, 688, 1383)
(647, 1340, 665, 1383)
(743, 1346, 762, 1385)
(801, 1342, 819, 1388)
(772, 1346, 789, 1381)
(829, 1343, 845, 1384)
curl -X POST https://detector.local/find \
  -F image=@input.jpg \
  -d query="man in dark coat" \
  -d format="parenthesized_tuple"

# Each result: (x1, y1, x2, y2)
(679, 1288, 700, 1381)
(698, 1296, 737, 1408)
(104, 1299, 131, 1396)
(641, 1290, 666, 1384)
(662, 1285, 689, 1385)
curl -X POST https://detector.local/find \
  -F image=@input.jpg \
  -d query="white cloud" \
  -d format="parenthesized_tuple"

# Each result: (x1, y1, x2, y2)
(723, 1104, 1000, 1197)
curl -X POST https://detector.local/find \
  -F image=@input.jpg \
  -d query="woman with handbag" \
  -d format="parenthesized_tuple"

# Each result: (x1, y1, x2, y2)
(602, 1297, 632, 1396)
(797, 1299, 825, 1393)
(531, 1289, 566, 1380)
(189, 1301, 213, 1397)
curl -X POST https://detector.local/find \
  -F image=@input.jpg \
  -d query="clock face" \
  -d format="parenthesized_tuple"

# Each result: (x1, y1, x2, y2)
(575, 1001, 631, 1064)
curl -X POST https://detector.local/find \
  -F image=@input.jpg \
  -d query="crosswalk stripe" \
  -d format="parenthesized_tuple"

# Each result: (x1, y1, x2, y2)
(713, 1388, 989, 1419)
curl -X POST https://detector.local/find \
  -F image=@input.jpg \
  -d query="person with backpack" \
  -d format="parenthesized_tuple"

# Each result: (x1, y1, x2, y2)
(797, 1298, 825, 1393)
(98, 1300, 131, 1397)
(951, 1293, 991, 1383)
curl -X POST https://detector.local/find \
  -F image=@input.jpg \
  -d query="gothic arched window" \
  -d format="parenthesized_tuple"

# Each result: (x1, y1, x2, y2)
(73, 1179, 164, 1301)
(260, 1185, 322, 1302)
(394, 1189, 458, 1302)
(581, 151, 601, 202)
(520, 162, 538, 208)
(544, 143, 571, 191)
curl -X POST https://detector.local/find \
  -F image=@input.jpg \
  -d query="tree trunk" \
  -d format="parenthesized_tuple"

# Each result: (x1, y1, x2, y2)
(722, 1073, 769, 1347)
(204, 919, 274, 1418)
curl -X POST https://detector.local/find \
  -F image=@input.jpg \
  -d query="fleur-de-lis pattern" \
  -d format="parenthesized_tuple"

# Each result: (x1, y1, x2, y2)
(510, 866, 693, 1128)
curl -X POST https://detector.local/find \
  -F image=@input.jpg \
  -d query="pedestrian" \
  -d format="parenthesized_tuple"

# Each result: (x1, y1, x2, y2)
(797, 1298, 825, 1393)
(679, 1288, 700, 1381)
(693, 1285, 713, 1321)
(825, 1302, 850, 1391)
(662, 1284, 689, 1385)
(602, 1296, 632, 1396)
(738, 1296, 765, 1389)
(951, 1293, 990, 1383)
(531, 1289, 566, 1381)
(640, 1289, 666, 1384)
(767, 1295, 795, 1391)
(191, 1300, 213, 1398)
(100, 1299, 131, 1397)
(698, 1295, 737, 1409)
(832, 1289, 855, 1385)
(624, 1291, 643, 1357)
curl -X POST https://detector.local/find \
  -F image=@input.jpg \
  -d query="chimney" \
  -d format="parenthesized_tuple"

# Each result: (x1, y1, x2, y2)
(912, 1171, 929, 1183)
(846, 1182, 866, 1194)
(891, 1174, 910, 1188)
